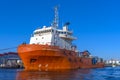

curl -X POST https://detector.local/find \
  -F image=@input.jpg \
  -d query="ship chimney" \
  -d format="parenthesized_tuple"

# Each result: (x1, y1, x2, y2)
(63, 22, 70, 31)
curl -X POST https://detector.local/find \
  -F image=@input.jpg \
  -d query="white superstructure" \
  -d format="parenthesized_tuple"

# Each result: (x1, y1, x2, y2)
(29, 6, 77, 50)
(30, 23, 76, 50)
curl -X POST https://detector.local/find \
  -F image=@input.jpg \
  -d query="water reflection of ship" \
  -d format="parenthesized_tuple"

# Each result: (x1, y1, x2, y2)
(16, 69, 91, 80)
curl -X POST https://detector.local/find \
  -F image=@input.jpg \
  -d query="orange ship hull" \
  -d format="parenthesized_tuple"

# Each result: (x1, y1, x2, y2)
(17, 44, 80, 71)
(79, 58, 104, 68)
(17, 44, 104, 71)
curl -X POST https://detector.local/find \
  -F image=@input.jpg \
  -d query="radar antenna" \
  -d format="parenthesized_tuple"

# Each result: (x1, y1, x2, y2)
(52, 6, 59, 28)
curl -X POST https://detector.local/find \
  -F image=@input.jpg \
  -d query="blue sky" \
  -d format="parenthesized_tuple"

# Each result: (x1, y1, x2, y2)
(0, 0, 120, 60)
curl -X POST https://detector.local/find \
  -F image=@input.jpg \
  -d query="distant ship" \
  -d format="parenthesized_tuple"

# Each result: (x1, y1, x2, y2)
(17, 6, 104, 71)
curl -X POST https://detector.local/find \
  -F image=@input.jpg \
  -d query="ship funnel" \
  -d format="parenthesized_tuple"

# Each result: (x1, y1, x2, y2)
(63, 22, 70, 31)
(64, 22, 70, 26)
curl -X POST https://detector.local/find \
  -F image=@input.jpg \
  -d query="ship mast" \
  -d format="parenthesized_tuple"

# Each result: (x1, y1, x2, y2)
(52, 6, 59, 28)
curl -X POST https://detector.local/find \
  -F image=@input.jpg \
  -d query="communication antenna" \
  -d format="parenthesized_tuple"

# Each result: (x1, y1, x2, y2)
(52, 6, 59, 28)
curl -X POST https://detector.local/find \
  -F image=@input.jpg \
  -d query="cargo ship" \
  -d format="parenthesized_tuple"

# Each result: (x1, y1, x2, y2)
(17, 7, 104, 71)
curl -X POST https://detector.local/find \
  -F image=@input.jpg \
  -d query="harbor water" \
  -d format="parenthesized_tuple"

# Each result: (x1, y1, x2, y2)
(0, 67, 120, 80)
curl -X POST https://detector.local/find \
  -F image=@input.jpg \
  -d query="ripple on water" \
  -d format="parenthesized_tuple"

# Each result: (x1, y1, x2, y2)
(0, 67, 120, 80)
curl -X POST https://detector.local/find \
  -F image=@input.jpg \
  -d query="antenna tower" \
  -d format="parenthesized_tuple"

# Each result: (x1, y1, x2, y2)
(53, 6, 59, 28)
